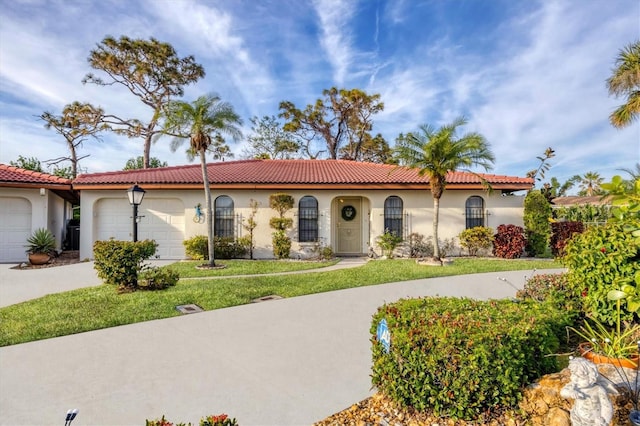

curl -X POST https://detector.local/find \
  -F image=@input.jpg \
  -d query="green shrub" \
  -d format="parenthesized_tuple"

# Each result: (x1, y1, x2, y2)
(184, 235, 209, 260)
(184, 235, 249, 260)
(272, 231, 291, 259)
(93, 239, 158, 291)
(371, 297, 570, 420)
(138, 266, 179, 290)
(524, 190, 552, 257)
(516, 273, 582, 315)
(492, 224, 526, 259)
(408, 233, 433, 258)
(562, 220, 640, 325)
(458, 227, 494, 256)
(376, 230, 403, 258)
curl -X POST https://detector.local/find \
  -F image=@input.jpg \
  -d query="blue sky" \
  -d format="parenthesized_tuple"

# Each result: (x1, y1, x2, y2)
(0, 0, 638, 190)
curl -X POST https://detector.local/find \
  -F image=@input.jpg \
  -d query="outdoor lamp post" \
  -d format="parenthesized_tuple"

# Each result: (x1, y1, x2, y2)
(126, 184, 146, 242)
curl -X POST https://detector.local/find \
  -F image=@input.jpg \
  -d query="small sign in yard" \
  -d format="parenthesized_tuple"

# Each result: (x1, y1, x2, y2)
(377, 318, 391, 353)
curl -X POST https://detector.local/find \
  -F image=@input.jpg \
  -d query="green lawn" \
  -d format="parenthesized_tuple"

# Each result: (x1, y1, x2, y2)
(0, 258, 563, 346)
(168, 258, 339, 277)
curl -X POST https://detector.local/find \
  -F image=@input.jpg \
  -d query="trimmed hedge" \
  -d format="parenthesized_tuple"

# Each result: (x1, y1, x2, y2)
(93, 239, 158, 290)
(371, 297, 570, 420)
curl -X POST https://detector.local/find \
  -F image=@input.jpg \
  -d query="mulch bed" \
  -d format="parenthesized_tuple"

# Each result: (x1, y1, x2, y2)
(11, 251, 82, 270)
(314, 393, 528, 426)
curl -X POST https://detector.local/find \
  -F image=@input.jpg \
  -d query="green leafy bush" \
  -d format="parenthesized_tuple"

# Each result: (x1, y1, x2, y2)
(523, 190, 552, 257)
(138, 266, 179, 290)
(93, 239, 157, 291)
(184, 235, 249, 260)
(458, 227, 494, 256)
(184, 235, 208, 260)
(516, 273, 582, 315)
(376, 230, 403, 258)
(549, 221, 584, 257)
(562, 220, 640, 325)
(371, 297, 570, 420)
(492, 224, 526, 259)
(272, 231, 291, 259)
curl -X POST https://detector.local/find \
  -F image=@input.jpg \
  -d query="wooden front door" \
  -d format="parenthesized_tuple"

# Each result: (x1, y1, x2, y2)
(335, 197, 362, 255)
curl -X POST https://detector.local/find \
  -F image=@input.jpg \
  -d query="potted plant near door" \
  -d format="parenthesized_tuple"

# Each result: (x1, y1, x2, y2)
(25, 228, 57, 265)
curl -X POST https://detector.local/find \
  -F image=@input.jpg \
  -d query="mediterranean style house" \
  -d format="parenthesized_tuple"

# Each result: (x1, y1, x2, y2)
(72, 159, 533, 260)
(0, 164, 77, 262)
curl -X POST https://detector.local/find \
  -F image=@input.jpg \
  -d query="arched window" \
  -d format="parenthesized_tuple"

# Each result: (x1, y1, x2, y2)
(214, 195, 234, 238)
(298, 196, 318, 242)
(384, 196, 403, 237)
(465, 196, 485, 228)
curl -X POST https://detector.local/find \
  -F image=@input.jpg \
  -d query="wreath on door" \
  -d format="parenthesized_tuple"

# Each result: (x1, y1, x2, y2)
(341, 205, 356, 221)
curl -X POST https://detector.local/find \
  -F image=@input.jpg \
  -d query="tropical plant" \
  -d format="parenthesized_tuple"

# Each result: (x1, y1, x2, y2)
(492, 224, 526, 259)
(242, 199, 259, 259)
(25, 228, 56, 255)
(606, 40, 640, 128)
(376, 230, 403, 258)
(162, 94, 242, 268)
(576, 171, 604, 196)
(526, 147, 555, 183)
(394, 117, 495, 260)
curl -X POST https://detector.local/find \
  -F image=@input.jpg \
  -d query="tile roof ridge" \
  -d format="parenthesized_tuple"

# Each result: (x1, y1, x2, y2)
(0, 163, 71, 184)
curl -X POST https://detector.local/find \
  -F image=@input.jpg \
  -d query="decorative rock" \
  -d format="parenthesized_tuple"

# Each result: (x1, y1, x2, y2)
(546, 407, 570, 426)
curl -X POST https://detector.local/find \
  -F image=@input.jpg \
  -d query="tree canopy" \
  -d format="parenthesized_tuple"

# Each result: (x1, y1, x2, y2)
(607, 40, 640, 128)
(40, 101, 106, 177)
(279, 87, 384, 160)
(123, 156, 168, 170)
(83, 35, 205, 168)
(242, 115, 301, 159)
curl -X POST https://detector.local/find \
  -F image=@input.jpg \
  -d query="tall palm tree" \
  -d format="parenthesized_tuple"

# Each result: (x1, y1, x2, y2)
(162, 94, 242, 267)
(577, 171, 604, 196)
(607, 40, 640, 128)
(395, 117, 495, 260)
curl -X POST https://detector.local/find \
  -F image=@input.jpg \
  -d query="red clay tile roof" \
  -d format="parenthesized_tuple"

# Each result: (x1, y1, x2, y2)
(72, 159, 533, 191)
(0, 164, 72, 186)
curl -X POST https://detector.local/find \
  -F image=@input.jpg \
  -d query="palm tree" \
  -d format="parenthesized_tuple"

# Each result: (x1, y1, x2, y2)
(395, 117, 495, 260)
(577, 171, 604, 196)
(162, 94, 242, 267)
(607, 40, 640, 128)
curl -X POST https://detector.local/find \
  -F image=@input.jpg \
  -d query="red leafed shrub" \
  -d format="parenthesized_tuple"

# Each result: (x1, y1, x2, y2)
(492, 224, 526, 259)
(550, 221, 584, 257)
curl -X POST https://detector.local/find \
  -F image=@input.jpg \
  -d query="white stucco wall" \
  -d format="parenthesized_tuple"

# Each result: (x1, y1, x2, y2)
(79, 187, 526, 260)
(0, 188, 71, 260)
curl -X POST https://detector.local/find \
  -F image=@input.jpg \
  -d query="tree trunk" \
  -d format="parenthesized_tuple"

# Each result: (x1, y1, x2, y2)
(200, 150, 216, 267)
(433, 196, 441, 260)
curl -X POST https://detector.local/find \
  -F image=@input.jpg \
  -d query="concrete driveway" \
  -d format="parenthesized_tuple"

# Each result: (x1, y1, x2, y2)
(0, 260, 564, 425)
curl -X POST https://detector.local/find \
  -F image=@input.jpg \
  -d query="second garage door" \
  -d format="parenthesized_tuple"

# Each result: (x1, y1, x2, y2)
(94, 198, 185, 259)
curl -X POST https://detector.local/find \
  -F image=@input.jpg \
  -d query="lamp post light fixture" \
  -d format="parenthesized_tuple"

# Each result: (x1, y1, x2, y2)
(126, 184, 146, 242)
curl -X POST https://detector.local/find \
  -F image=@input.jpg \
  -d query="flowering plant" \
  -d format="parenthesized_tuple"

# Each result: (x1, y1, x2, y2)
(200, 414, 238, 426)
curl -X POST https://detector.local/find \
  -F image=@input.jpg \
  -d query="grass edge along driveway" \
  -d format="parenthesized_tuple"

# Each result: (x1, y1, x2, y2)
(0, 258, 563, 346)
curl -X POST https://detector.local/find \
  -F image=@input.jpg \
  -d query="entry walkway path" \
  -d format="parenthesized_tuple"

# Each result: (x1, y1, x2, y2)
(0, 259, 564, 425)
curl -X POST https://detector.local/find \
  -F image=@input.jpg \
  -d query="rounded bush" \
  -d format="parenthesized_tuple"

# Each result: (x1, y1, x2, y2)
(371, 297, 570, 420)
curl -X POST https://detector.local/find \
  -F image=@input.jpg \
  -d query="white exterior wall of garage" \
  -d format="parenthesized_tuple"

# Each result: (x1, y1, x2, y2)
(0, 188, 69, 263)
(79, 188, 526, 261)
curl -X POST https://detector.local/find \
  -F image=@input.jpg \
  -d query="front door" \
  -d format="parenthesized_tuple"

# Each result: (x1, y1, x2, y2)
(335, 197, 362, 255)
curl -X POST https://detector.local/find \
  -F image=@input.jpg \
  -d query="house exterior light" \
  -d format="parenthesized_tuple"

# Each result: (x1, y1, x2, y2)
(126, 184, 146, 242)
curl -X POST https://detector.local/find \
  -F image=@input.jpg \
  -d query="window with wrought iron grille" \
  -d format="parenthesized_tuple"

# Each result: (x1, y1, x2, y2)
(465, 196, 485, 228)
(298, 196, 318, 242)
(214, 195, 235, 238)
(384, 196, 403, 237)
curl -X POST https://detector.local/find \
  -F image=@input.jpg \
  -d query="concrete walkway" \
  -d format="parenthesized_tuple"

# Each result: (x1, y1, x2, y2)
(0, 259, 564, 425)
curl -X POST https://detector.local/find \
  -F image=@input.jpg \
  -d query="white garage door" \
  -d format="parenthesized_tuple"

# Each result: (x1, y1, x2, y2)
(94, 198, 185, 259)
(0, 197, 32, 263)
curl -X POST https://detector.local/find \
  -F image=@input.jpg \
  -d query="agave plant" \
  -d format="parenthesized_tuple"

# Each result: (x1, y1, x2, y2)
(25, 228, 56, 255)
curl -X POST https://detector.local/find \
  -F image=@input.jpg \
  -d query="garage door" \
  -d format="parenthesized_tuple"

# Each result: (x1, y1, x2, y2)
(0, 197, 32, 263)
(94, 198, 185, 259)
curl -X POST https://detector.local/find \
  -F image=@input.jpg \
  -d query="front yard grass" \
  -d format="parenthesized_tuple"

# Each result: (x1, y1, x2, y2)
(0, 258, 562, 346)
(168, 258, 339, 277)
